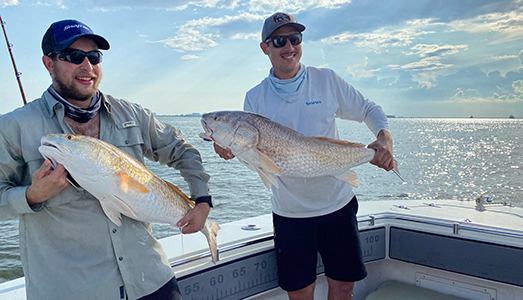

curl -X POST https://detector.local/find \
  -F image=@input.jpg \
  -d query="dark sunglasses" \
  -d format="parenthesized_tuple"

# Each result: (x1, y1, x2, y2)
(53, 49, 103, 65)
(265, 33, 302, 48)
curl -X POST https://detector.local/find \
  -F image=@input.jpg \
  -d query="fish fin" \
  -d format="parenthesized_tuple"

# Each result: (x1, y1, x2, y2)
(236, 157, 258, 172)
(313, 137, 365, 148)
(99, 195, 139, 227)
(236, 150, 280, 190)
(117, 173, 149, 194)
(257, 151, 282, 174)
(163, 180, 195, 207)
(392, 159, 406, 183)
(113, 195, 139, 218)
(255, 151, 281, 190)
(256, 168, 279, 190)
(200, 221, 221, 264)
(336, 170, 359, 188)
(100, 203, 122, 227)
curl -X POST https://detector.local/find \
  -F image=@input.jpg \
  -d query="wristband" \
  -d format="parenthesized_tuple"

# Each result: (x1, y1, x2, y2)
(194, 195, 213, 208)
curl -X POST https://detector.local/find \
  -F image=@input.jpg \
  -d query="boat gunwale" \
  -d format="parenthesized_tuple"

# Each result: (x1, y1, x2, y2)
(169, 209, 523, 270)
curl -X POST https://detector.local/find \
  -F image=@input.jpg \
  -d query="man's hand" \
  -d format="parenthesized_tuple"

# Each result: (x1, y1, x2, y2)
(214, 143, 235, 160)
(177, 203, 211, 234)
(367, 130, 394, 171)
(26, 159, 70, 206)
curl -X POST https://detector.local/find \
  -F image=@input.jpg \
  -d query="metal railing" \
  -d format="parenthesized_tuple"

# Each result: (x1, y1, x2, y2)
(358, 213, 523, 239)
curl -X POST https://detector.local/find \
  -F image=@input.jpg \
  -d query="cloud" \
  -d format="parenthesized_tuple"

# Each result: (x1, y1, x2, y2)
(231, 32, 259, 40)
(451, 92, 523, 103)
(156, 12, 263, 52)
(513, 80, 523, 94)
(1, 0, 18, 7)
(408, 44, 468, 58)
(32, 0, 353, 12)
(491, 54, 519, 60)
(414, 66, 523, 103)
(398, 57, 453, 72)
(321, 18, 435, 50)
(448, 9, 523, 34)
(446, 8, 523, 44)
(157, 28, 218, 52)
(395, 44, 469, 87)
(181, 54, 199, 60)
(324, 19, 470, 87)
(346, 56, 380, 80)
(88, 0, 241, 11)
(317, 3, 522, 100)
(248, 0, 352, 13)
(27, 0, 242, 11)
(385, 44, 467, 88)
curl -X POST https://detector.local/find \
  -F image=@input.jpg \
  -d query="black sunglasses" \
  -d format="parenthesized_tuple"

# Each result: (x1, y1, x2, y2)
(53, 49, 103, 65)
(265, 33, 302, 48)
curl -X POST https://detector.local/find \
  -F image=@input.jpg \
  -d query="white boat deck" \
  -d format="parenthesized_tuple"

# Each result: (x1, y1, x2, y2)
(1, 199, 522, 299)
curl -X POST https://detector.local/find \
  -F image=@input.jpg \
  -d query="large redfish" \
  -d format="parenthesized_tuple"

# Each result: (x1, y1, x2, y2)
(39, 133, 220, 263)
(200, 111, 404, 190)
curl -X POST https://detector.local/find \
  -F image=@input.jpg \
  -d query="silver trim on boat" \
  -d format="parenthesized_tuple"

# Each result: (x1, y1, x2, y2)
(358, 213, 523, 239)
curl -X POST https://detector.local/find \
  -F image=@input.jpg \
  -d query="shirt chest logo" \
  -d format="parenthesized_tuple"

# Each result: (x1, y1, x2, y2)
(306, 101, 322, 106)
(122, 121, 136, 128)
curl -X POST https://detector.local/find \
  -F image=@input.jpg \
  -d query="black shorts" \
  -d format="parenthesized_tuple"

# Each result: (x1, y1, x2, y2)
(273, 197, 367, 292)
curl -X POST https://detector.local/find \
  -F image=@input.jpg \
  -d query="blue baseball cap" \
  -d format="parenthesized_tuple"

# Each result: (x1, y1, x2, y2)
(262, 12, 306, 42)
(42, 19, 110, 55)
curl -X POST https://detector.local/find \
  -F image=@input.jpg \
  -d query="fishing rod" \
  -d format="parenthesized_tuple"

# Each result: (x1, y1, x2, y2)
(1, 13, 27, 105)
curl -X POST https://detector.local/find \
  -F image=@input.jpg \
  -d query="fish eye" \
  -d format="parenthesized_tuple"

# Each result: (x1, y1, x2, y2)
(66, 135, 73, 140)
(213, 116, 218, 121)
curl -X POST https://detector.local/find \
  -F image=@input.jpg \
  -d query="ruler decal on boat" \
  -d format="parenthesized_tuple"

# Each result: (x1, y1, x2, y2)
(177, 227, 386, 299)
(178, 250, 279, 299)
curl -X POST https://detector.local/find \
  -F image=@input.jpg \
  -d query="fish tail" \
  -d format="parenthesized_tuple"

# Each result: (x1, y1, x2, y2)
(392, 159, 406, 183)
(200, 221, 221, 264)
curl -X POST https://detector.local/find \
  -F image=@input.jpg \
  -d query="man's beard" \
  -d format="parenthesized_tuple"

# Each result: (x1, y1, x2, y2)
(53, 73, 101, 102)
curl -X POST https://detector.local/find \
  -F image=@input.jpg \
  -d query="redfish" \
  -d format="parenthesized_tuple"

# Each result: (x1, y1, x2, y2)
(200, 111, 404, 190)
(39, 134, 220, 263)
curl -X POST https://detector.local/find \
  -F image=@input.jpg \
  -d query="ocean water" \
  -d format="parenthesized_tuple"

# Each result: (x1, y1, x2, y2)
(0, 117, 521, 283)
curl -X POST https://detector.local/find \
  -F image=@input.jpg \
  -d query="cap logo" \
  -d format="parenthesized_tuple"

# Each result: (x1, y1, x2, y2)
(63, 24, 90, 32)
(272, 13, 291, 24)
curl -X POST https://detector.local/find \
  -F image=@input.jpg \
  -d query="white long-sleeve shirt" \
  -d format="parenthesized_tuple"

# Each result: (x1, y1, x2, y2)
(244, 65, 388, 218)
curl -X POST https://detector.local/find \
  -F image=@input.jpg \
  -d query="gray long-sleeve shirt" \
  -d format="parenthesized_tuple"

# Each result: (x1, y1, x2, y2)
(0, 90, 211, 299)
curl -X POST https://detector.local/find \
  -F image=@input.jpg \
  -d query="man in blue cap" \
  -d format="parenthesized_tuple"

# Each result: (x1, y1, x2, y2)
(0, 19, 214, 300)
(214, 12, 396, 299)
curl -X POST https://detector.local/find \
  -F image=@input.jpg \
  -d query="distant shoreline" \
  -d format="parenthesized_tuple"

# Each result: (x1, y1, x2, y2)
(2, 112, 517, 119)
(155, 113, 520, 119)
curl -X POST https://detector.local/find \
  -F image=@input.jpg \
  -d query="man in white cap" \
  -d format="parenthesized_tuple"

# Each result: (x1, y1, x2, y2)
(0, 19, 214, 300)
(215, 12, 396, 299)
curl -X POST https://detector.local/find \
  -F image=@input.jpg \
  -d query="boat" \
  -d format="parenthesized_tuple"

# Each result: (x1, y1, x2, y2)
(1, 196, 522, 299)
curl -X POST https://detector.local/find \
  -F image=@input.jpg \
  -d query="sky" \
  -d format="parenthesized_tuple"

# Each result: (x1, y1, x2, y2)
(1, 0, 522, 118)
